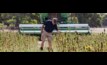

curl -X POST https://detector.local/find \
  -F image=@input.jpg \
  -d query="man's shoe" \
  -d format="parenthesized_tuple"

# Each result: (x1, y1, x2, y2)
(40, 47, 43, 50)
(47, 47, 53, 52)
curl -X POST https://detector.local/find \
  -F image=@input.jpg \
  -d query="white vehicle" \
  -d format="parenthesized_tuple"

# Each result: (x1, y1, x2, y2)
(19, 24, 91, 34)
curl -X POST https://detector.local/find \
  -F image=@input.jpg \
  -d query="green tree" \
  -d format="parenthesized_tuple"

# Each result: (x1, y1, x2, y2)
(76, 13, 103, 27)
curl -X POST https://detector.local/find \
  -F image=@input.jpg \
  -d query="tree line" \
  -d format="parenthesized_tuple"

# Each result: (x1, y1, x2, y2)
(0, 13, 107, 29)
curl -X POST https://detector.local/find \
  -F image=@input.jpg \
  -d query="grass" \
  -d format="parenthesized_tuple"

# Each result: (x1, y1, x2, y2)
(0, 32, 39, 52)
(0, 32, 107, 52)
(53, 33, 107, 52)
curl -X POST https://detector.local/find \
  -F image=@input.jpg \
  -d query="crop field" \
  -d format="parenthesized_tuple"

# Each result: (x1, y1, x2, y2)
(0, 31, 107, 52)
(53, 33, 107, 52)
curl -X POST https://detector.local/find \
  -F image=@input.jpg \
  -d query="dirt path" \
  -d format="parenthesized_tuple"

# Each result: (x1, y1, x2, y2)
(0, 29, 18, 32)
(37, 41, 49, 52)
(90, 28, 107, 33)
(1, 28, 107, 33)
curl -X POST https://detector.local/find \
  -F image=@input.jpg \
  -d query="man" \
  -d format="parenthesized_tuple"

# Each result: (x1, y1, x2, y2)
(40, 18, 60, 52)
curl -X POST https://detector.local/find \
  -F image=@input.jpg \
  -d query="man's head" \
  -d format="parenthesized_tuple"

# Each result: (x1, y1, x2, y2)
(52, 18, 58, 24)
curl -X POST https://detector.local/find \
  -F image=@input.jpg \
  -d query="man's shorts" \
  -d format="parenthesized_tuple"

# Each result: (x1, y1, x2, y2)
(41, 30, 52, 42)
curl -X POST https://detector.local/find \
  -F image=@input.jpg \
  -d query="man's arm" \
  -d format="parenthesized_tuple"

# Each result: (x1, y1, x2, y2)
(55, 25, 60, 33)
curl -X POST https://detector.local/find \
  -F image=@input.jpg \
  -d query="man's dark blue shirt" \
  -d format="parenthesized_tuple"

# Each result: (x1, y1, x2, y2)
(43, 20, 58, 33)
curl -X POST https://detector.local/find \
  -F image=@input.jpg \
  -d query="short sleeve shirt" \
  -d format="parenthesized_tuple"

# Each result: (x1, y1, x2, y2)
(43, 21, 58, 33)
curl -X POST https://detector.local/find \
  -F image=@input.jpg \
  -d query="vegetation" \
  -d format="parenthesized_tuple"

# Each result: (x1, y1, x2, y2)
(53, 33, 107, 52)
(0, 13, 107, 52)
(0, 13, 107, 29)
(0, 32, 107, 52)
(76, 13, 103, 27)
(0, 32, 38, 52)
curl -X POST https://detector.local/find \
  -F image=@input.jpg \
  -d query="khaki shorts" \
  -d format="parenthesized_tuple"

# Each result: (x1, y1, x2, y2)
(41, 30, 52, 42)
